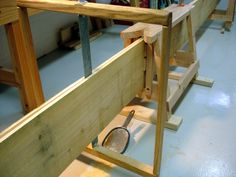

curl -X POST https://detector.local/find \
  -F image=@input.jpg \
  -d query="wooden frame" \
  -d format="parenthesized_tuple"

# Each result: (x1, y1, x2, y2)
(0, 0, 220, 177)
(210, 0, 236, 32)
(1, 1, 172, 177)
(120, 3, 214, 131)
(0, 0, 44, 113)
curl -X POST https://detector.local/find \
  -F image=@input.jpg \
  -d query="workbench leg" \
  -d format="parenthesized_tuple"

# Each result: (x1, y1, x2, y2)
(153, 26, 171, 176)
(5, 8, 44, 113)
(224, 0, 236, 31)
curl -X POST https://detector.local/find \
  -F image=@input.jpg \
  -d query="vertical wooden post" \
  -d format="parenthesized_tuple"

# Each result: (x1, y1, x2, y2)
(225, 0, 236, 30)
(153, 24, 172, 175)
(145, 43, 154, 99)
(186, 14, 196, 60)
(5, 7, 44, 113)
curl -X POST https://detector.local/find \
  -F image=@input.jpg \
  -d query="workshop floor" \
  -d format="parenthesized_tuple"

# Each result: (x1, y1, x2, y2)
(1, 18, 236, 177)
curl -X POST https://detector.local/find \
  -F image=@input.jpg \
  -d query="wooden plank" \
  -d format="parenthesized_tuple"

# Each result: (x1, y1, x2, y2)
(145, 43, 155, 98)
(0, 39, 145, 177)
(0, 0, 18, 25)
(85, 146, 155, 177)
(0, 68, 18, 87)
(192, 76, 214, 87)
(17, 0, 172, 26)
(120, 22, 162, 44)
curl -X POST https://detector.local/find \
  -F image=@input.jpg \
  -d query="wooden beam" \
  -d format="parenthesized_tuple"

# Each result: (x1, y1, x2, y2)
(0, 0, 18, 25)
(0, 39, 145, 177)
(0, 68, 18, 87)
(120, 105, 183, 131)
(167, 60, 199, 111)
(4, 8, 44, 113)
(17, 0, 172, 26)
(85, 146, 155, 177)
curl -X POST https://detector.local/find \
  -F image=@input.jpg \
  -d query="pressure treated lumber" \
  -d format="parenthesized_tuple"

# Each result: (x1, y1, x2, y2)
(17, 0, 171, 26)
(0, 39, 145, 177)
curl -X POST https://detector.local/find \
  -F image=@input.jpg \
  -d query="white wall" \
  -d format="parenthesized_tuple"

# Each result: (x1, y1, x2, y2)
(0, 11, 77, 67)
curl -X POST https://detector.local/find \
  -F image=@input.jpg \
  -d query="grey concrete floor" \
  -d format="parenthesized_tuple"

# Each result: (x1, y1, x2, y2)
(1, 18, 236, 177)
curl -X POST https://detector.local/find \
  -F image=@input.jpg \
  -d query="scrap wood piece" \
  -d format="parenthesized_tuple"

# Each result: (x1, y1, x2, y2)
(17, 0, 172, 26)
(120, 105, 182, 131)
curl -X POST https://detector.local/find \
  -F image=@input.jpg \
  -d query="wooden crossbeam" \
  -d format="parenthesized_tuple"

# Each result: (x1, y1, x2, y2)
(17, 0, 172, 26)
(0, 68, 18, 87)
(85, 146, 155, 177)
(0, 0, 18, 25)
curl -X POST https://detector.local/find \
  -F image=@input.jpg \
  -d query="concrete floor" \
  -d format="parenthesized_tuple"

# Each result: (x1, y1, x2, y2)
(1, 17, 236, 177)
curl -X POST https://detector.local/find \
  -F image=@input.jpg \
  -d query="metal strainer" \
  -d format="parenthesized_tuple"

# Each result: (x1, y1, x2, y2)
(102, 110, 135, 154)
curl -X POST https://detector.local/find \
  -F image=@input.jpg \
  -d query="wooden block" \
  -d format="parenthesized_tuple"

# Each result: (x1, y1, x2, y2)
(168, 72, 214, 88)
(165, 115, 183, 131)
(0, 0, 18, 25)
(120, 105, 182, 131)
(192, 76, 214, 87)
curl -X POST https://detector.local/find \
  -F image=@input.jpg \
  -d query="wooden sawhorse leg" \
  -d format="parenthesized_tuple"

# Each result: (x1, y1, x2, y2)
(2, 8, 44, 113)
(210, 0, 236, 32)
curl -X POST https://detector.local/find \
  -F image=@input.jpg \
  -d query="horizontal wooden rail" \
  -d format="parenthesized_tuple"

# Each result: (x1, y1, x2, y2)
(0, 68, 18, 87)
(17, 0, 172, 26)
(85, 146, 155, 177)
